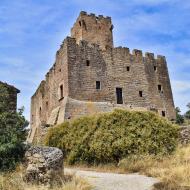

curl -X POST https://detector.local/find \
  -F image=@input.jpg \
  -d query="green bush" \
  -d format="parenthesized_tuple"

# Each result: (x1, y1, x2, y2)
(45, 109, 179, 165)
(0, 84, 28, 171)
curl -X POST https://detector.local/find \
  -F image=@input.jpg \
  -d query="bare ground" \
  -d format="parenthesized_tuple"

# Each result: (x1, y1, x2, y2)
(65, 168, 159, 190)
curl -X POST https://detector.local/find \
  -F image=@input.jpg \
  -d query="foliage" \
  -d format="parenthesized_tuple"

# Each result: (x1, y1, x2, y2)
(175, 107, 184, 125)
(185, 103, 190, 120)
(45, 109, 179, 165)
(0, 84, 28, 171)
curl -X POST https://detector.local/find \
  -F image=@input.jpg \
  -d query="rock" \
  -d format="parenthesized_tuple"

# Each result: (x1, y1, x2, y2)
(180, 126, 190, 145)
(24, 146, 63, 186)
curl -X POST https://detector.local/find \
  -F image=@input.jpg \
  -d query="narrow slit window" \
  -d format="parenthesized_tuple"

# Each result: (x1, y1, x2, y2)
(162, 111, 166, 117)
(127, 66, 130, 71)
(139, 91, 143, 97)
(60, 85, 63, 99)
(154, 66, 157, 71)
(79, 21, 81, 26)
(86, 60, 90, 66)
(39, 107, 42, 117)
(96, 81, 101, 90)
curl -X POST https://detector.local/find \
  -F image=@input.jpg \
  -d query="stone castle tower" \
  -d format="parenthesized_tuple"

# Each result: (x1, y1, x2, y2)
(28, 11, 176, 143)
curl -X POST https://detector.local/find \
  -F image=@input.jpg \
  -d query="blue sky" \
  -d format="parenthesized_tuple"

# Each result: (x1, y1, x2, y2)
(0, 0, 190, 119)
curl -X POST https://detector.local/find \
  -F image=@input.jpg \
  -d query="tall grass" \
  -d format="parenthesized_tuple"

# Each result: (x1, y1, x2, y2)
(118, 145, 190, 190)
(0, 166, 91, 190)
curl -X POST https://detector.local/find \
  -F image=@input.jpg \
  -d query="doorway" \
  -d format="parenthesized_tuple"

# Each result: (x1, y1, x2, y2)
(116, 88, 123, 104)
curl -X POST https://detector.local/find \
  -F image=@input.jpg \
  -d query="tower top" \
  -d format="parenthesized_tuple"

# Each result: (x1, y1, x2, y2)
(71, 11, 114, 50)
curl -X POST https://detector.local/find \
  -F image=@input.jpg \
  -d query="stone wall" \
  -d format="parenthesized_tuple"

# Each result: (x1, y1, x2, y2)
(0, 81, 20, 112)
(180, 126, 190, 145)
(25, 146, 63, 186)
(71, 11, 113, 50)
(66, 38, 175, 120)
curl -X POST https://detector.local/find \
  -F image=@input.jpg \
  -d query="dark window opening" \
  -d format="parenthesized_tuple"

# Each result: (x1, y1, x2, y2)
(127, 66, 130, 71)
(86, 60, 90, 66)
(39, 107, 42, 117)
(96, 81, 101, 90)
(139, 91, 143, 97)
(60, 85, 63, 99)
(158, 85, 162, 92)
(59, 69, 61, 72)
(79, 21, 81, 26)
(162, 111, 166, 117)
(116, 88, 123, 104)
(154, 66, 157, 71)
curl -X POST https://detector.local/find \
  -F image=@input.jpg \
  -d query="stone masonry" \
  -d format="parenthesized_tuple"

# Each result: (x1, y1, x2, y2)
(28, 11, 176, 143)
(0, 81, 20, 112)
(25, 146, 63, 186)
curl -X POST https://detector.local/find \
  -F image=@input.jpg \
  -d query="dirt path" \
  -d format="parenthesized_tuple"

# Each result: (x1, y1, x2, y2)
(65, 168, 159, 190)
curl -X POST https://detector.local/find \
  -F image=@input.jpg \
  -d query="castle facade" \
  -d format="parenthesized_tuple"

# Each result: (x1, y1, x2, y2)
(28, 12, 176, 143)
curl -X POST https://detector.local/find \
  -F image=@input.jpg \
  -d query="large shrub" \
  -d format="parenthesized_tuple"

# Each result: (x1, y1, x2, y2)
(45, 109, 179, 165)
(0, 84, 28, 171)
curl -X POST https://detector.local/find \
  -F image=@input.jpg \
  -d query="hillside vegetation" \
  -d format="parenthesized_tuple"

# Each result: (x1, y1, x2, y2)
(45, 109, 179, 165)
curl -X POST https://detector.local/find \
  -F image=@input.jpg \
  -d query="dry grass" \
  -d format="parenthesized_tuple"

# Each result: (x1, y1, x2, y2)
(0, 166, 92, 190)
(66, 145, 190, 190)
(118, 145, 190, 190)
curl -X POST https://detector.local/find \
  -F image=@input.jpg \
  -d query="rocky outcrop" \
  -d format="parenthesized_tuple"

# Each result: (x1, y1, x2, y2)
(24, 146, 63, 186)
(180, 126, 190, 145)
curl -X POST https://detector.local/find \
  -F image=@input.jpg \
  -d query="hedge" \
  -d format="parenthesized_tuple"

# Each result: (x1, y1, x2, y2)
(45, 109, 179, 165)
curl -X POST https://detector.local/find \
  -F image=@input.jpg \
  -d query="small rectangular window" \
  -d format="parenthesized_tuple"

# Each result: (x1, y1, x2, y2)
(154, 66, 157, 71)
(86, 60, 90, 66)
(158, 85, 162, 91)
(96, 81, 101, 90)
(127, 66, 130, 71)
(162, 111, 166, 117)
(139, 91, 143, 97)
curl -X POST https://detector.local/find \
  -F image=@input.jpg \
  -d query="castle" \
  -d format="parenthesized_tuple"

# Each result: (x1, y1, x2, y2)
(28, 11, 176, 143)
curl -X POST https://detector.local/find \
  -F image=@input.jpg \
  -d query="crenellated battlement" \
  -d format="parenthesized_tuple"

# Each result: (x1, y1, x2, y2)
(71, 11, 113, 50)
(79, 11, 112, 23)
(113, 46, 166, 64)
(145, 52, 154, 60)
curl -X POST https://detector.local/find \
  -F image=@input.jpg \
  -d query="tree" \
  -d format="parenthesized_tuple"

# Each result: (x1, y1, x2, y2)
(185, 103, 190, 120)
(0, 84, 28, 171)
(175, 107, 184, 125)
